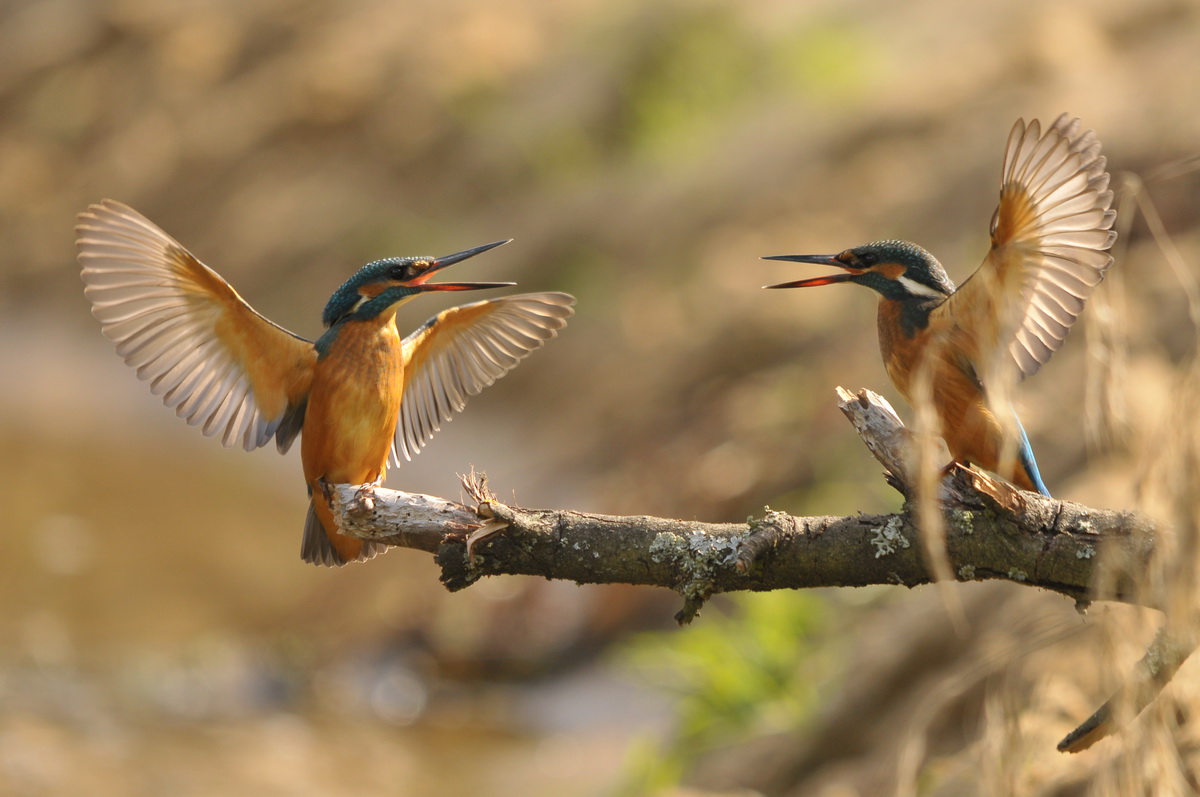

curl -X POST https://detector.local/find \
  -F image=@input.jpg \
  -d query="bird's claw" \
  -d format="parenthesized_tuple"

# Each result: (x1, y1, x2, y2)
(351, 484, 377, 512)
(351, 477, 385, 512)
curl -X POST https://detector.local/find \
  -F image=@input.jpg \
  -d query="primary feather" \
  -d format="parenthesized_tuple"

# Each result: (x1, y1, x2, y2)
(935, 113, 1117, 380)
(77, 200, 317, 453)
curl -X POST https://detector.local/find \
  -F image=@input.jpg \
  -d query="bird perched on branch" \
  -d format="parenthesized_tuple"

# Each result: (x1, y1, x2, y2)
(78, 200, 574, 565)
(765, 114, 1117, 495)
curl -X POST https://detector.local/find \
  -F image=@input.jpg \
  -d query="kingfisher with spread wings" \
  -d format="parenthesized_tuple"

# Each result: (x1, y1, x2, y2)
(78, 200, 574, 565)
(764, 114, 1117, 495)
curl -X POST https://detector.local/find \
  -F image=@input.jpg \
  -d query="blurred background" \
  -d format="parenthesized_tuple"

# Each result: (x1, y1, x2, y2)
(2, 0, 1199, 794)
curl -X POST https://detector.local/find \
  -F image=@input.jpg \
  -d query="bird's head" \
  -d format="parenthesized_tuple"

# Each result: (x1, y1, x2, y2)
(763, 240, 954, 302)
(323, 239, 514, 327)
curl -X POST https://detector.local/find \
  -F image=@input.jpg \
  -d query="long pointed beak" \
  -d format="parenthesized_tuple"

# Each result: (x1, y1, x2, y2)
(761, 253, 861, 289)
(417, 239, 515, 292)
(419, 280, 517, 292)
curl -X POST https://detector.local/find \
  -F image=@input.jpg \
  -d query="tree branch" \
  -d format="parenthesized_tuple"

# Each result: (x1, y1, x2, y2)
(332, 388, 1159, 616)
(329, 386, 1179, 752)
(337, 477, 1153, 619)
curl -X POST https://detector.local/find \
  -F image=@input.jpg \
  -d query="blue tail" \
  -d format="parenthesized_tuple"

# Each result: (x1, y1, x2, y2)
(1014, 415, 1051, 496)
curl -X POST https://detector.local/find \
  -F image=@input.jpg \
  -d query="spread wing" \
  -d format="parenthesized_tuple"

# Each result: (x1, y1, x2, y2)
(933, 114, 1117, 379)
(77, 199, 317, 452)
(394, 292, 575, 463)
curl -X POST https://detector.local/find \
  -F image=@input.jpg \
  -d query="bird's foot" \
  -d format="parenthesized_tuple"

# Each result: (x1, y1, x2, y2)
(942, 459, 965, 480)
(351, 478, 384, 513)
(466, 518, 510, 563)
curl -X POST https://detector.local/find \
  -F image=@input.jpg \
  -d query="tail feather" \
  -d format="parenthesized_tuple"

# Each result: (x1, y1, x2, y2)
(300, 502, 386, 567)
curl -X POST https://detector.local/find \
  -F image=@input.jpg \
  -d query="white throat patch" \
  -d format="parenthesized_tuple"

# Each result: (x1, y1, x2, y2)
(897, 274, 943, 298)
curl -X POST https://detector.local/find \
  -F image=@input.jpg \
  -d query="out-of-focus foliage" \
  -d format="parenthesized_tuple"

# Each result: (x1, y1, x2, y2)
(618, 592, 829, 795)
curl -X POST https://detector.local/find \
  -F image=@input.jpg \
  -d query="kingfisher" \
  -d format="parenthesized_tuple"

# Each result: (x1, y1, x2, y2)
(77, 200, 574, 565)
(764, 114, 1117, 495)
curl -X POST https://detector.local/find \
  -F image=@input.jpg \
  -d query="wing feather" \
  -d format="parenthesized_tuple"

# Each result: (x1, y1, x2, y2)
(933, 114, 1116, 379)
(392, 292, 575, 462)
(77, 199, 318, 452)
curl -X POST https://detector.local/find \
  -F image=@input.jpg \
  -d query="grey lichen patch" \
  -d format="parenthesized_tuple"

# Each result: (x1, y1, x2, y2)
(1076, 545, 1096, 560)
(958, 510, 975, 535)
(746, 506, 788, 533)
(870, 516, 911, 558)
(650, 529, 742, 615)
(680, 532, 740, 599)
(649, 531, 687, 564)
(958, 564, 976, 580)
(1007, 568, 1028, 582)
(745, 505, 774, 527)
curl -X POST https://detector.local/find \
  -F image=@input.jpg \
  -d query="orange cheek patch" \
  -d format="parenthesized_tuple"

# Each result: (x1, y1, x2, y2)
(358, 282, 390, 299)
(408, 262, 434, 285)
(877, 263, 906, 279)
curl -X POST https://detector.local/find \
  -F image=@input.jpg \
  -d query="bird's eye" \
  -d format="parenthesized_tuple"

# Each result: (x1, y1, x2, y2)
(388, 265, 408, 281)
(858, 252, 878, 267)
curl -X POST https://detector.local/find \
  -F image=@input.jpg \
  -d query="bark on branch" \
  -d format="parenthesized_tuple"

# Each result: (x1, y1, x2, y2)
(332, 388, 1159, 615)
(328, 386, 1175, 751)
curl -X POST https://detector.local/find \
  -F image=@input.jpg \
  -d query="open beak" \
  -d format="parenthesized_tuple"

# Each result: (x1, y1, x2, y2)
(415, 239, 517, 292)
(761, 253, 862, 289)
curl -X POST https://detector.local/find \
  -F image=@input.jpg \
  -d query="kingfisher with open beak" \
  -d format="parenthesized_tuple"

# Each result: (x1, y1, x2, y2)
(765, 114, 1117, 495)
(78, 200, 574, 565)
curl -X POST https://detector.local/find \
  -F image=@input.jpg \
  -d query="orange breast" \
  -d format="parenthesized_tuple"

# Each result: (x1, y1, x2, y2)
(877, 298, 1022, 483)
(300, 315, 405, 559)
(302, 317, 404, 487)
